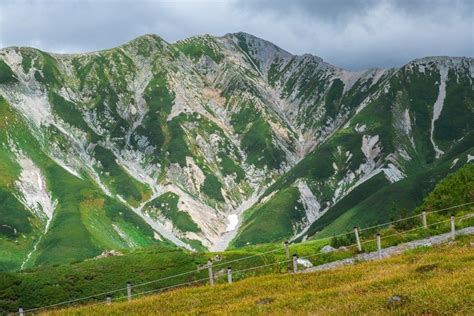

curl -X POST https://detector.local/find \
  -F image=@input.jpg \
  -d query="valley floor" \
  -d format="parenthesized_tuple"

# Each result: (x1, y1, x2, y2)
(43, 235, 474, 315)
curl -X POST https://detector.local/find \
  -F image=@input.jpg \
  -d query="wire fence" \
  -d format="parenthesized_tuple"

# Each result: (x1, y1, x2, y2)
(16, 202, 474, 315)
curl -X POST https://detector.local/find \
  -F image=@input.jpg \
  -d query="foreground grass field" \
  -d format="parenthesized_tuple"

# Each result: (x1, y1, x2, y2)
(44, 235, 474, 315)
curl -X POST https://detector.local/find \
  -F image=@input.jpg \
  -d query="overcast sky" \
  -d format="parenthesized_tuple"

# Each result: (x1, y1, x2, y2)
(0, 0, 472, 69)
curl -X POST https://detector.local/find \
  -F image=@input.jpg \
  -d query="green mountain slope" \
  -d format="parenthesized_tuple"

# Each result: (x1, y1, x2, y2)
(0, 32, 472, 270)
(231, 56, 474, 246)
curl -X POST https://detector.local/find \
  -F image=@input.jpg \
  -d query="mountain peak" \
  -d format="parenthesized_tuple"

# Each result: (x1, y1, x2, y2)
(125, 33, 167, 46)
(224, 32, 292, 56)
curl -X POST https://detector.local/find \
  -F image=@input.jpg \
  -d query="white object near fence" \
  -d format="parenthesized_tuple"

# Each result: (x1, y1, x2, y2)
(376, 233, 382, 259)
(451, 215, 456, 240)
(227, 267, 233, 284)
(422, 211, 427, 228)
(208, 260, 214, 286)
(292, 255, 298, 273)
(354, 226, 362, 252)
(106, 296, 111, 305)
(127, 281, 132, 302)
(19, 307, 24, 316)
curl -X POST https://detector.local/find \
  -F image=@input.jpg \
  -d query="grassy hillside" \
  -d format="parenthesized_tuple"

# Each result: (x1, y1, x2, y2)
(3, 205, 473, 314)
(0, 244, 289, 313)
(304, 161, 474, 241)
(45, 235, 474, 315)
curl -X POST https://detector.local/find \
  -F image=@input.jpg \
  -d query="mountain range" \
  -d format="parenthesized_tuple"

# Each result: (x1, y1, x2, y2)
(0, 32, 472, 271)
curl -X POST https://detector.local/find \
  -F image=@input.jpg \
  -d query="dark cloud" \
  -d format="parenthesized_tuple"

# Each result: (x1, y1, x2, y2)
(0, 0, 472, 69)
(238, 0, 380, 24)
(239, 0, 473, 20)
(0, 0, 180, 53)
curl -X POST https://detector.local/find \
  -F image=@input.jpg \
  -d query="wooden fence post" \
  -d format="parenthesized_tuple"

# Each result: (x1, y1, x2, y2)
(19, 307, 24, 316)
(422, 211, 427, 228)
(208, 260, 214, 286)
(376, 233, 382, 259)
(284, 241, 290, 272)
(227, 266, 232, 284)
(292, 254, 298, 273)
(354, 226, 362, 252)
(451, 214, 456, 240)
(127, 281, 132, 302)
(106, 295, 112, 305)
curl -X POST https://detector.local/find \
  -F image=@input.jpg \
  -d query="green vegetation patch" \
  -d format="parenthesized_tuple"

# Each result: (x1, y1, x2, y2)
(324, 79, 344, 118)
(218, 152, 245, 182)
(241, 117, 285, 170)
(21, 52, 33, 73)
(202, 174, 224, 202)
(144, 73, 174, 115)
(0, 189, 32, 238)
(230, 102, 260, 134)
(34, 52, 61, 87)
(0, 59, 17, 84)
(167, 117, 192, 167)
(232, 187, 304, 247)
(175, 37, 224, 63)
(130, 72, 175, 158)
(434, 69, 474, 145)
(93, 146, 150, 206)
(145, 192, 200, 233)
(49, 92, 91, 132)
(419, 163, 474, 212)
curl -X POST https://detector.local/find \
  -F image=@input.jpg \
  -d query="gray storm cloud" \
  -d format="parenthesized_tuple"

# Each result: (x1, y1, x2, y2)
(0, 0, 472, 69)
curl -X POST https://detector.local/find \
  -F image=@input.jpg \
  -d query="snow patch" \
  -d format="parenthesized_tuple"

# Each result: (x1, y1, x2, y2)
(210, 191, 262, 252)
(225, 214, 238, 232)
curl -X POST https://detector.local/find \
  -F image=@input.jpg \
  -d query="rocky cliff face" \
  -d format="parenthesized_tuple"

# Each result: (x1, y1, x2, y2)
(0, 32, 472, 270)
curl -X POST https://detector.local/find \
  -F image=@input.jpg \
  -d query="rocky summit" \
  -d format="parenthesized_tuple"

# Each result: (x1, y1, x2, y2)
(0, 32, 472, 270)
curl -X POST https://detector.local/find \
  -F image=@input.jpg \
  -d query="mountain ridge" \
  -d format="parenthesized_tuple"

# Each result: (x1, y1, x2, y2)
(4, 32, 471, 71)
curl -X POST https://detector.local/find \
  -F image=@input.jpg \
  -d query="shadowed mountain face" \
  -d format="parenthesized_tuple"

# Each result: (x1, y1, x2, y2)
(0, 32, 472, 270)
